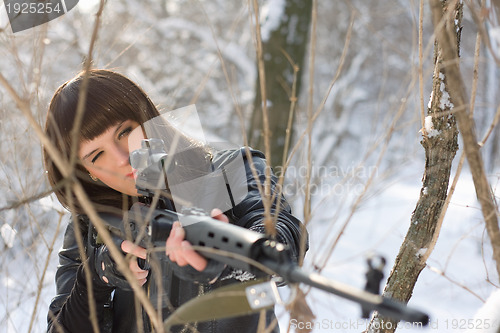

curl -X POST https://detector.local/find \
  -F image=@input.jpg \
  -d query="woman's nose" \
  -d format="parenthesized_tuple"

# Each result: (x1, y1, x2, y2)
(111, 143, 130, 167)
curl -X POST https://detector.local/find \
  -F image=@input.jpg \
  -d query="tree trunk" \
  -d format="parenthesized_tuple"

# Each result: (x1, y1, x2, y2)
(248, 0, 312, 168)
(367, 1, 461, 332)
(430, 0, 500, 279)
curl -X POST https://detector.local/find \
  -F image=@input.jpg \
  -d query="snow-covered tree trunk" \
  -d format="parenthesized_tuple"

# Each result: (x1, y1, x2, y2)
(248, 0, 312, 168)
(366, 1, 461, 332)
(430, 0, 500, 279)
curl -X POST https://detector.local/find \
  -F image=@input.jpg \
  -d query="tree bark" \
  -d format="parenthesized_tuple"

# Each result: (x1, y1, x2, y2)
(367, 1, 461, 332)
(248, 0, 312, 168)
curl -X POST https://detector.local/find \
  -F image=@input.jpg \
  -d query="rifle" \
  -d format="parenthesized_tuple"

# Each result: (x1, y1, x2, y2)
(99, 139, 429, 326)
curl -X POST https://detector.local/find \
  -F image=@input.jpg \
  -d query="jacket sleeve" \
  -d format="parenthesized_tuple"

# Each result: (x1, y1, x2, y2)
(47, 216, 114, 333)
(169, 148, 306, 282)
(228, 148, 306, 262)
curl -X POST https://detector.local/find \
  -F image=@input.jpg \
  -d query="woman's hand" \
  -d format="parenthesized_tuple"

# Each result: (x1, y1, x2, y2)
(120, 240, 149, 286)
(166, 208, 229, 271)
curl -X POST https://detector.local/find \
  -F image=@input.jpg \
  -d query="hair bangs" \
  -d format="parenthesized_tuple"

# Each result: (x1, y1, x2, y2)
(77, 73, 151, 142)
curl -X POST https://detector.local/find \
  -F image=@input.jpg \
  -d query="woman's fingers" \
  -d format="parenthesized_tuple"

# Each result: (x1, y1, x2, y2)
(210, 208, 229, 223)
(165, 222, 181, 256)
(166, 222, 183, 264)
(121, 240, 148, 285)
(172, 223, 188, 266)
(166, 222, 208, 271)
(180, 241, 208, 271)
(129, 258, 149, 285)
(121, 240, 147, 259)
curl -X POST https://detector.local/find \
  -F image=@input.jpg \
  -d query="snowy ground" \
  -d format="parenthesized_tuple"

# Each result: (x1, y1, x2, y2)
(275, 162, 500, 332)
(1, 161, 499, 333)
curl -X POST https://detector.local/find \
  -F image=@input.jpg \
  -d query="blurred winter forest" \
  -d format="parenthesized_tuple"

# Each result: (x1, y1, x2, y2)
(1, 0, 500, 332)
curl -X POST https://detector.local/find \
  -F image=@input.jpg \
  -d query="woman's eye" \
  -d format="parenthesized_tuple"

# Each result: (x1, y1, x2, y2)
(118, 126, 133, 139)
(91, 151, 103, 164)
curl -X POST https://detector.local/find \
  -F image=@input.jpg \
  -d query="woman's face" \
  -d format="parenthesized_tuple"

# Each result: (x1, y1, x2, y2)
(79, 119, 141, 196)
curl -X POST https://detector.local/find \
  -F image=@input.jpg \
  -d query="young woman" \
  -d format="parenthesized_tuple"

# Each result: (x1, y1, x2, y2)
(44, 69, 305, 333)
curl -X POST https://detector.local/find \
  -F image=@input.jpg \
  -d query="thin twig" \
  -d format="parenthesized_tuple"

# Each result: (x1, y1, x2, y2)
(28, 212, 63, 333)
(426, 264, 486, 302)
(67, 2, 106, 331)
(479, 104, 500, 147)
(465, 0, 500, 66)
(470, 27, 482, 116)
(304, 0, 318, 233)
(196, 1, 274, 240)
(250, 0, 274, 236)
(284, 12, 355, 172)
(68, 0, 105, 170)
(0, 182, 66, 213)
(419, 0, 427, 135)
(314, 82, 416, 273)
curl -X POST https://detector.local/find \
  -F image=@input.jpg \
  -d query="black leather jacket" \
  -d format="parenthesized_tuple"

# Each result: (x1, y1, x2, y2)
(47, 148, 305, 333)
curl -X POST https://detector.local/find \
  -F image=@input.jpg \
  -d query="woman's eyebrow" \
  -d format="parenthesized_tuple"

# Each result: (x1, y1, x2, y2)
(82, 148, 98, 161)
(81, 122, 125, 160)
(114, 121, 126, 135)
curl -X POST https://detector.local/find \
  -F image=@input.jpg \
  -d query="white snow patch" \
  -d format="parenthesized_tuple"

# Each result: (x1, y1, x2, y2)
(489, 27, 500, 58)
(466, 289, 500, 333)
(0, 2, 9, 29)
(424, 116, 440, 137)
(440, 87, 453, 109)
(38, 193, 65, 213)
(166, 1, 180, 15)
(260, 0, 286, 42)
(416, 248, 427, 258)
(1, 223, 16, 248)
(439, 73, 454, 109)
(77, 0, 100, 14)
(2, 276, 17, 288)
(263, 99, 273, 108)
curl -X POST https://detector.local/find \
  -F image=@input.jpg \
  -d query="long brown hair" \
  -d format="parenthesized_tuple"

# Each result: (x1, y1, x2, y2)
(44, 69, 207, 214)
